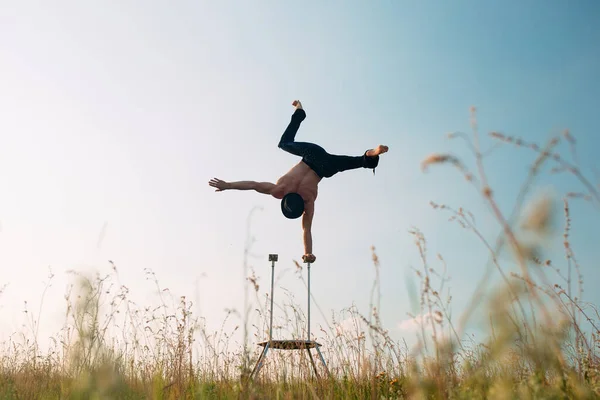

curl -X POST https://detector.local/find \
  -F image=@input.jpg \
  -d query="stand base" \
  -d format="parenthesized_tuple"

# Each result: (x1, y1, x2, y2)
(250, 339, 330, 380)
(258, 339, 321, 349)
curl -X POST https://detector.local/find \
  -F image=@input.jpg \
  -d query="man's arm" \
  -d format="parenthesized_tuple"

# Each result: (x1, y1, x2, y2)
(209, 178, 275, 194)
(301, 201, 315, 262)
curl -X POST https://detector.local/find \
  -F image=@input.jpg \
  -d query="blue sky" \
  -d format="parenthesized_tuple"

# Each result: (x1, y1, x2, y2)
(1, 1, 599, 352)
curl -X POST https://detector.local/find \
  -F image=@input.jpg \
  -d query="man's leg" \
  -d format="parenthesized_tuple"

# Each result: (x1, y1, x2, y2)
(278, 105, 326, 159)
(321, 145, 389, 177)
(277, 101, 388, 178)
(326, 154, 365, 172)
(278, 107, 306, 153)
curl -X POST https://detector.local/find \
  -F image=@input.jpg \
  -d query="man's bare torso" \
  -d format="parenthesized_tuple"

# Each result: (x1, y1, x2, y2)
(271, 161, 320, 203)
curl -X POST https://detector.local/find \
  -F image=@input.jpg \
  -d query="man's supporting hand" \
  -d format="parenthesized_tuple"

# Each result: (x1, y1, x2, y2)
(302, 253, 316, 263)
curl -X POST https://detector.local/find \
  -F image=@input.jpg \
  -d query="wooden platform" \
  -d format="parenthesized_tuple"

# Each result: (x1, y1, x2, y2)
(258, 339, 322, 350)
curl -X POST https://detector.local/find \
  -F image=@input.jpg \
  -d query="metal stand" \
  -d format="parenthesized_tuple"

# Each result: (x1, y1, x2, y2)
(250, 254, 330, 380)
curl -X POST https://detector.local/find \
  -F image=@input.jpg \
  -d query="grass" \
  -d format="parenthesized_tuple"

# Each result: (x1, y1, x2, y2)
(1, 107, 599, 398)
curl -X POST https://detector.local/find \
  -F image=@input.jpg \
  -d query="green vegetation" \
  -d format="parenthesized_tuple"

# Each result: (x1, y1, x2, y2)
(1, 110, 599, 398)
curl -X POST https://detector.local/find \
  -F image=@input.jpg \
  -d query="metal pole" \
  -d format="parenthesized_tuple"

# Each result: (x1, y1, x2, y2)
(251, 254, 277, 380)
(307, 262, 311, 341)
(269, 258, 275, 341)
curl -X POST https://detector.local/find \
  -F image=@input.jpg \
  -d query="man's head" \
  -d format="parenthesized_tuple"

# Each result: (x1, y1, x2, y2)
(281, 192, 304, 219)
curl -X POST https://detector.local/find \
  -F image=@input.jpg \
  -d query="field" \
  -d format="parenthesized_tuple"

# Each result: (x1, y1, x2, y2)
(1, 110, 599, 399)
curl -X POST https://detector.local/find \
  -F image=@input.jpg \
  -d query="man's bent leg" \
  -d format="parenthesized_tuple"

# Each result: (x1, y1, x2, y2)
(277, 108, 328, 163)
(278, 108, 306, 151)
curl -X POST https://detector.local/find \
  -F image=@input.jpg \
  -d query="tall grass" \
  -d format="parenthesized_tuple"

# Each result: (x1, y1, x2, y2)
(1, 108, 599, 398)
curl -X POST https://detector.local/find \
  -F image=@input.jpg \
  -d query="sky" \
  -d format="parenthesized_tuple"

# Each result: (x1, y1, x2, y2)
(1, 1, 599, 355)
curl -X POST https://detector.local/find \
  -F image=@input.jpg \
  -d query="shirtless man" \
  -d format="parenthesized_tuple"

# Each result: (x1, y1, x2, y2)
(208, 100, 388, 263)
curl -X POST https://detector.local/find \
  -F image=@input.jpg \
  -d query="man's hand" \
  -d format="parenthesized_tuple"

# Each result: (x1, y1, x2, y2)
(302, 253, 316, 263)
(209, 178, 230, 192)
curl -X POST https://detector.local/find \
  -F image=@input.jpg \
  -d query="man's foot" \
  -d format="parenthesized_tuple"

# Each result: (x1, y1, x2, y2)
(292, 100, 303, 110)
(366, 145, 389, 157)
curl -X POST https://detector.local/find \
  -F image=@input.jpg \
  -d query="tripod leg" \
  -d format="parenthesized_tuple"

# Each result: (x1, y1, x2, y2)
(250, 343, 270, 380)
(306, 347, 320, 380)
(249, 349, 265, 379)
(316, 346, 331, 378)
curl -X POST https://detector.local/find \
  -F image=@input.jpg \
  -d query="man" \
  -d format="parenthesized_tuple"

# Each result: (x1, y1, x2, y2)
(208, 100, 388, 263)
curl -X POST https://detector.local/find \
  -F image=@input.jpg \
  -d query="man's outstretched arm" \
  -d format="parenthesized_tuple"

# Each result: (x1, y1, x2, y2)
(209, 178, 275, 194)
(301, 201, 316, 263)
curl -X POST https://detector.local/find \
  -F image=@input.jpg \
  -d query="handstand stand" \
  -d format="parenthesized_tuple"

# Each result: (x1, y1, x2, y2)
(209, 100, 389, 263)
